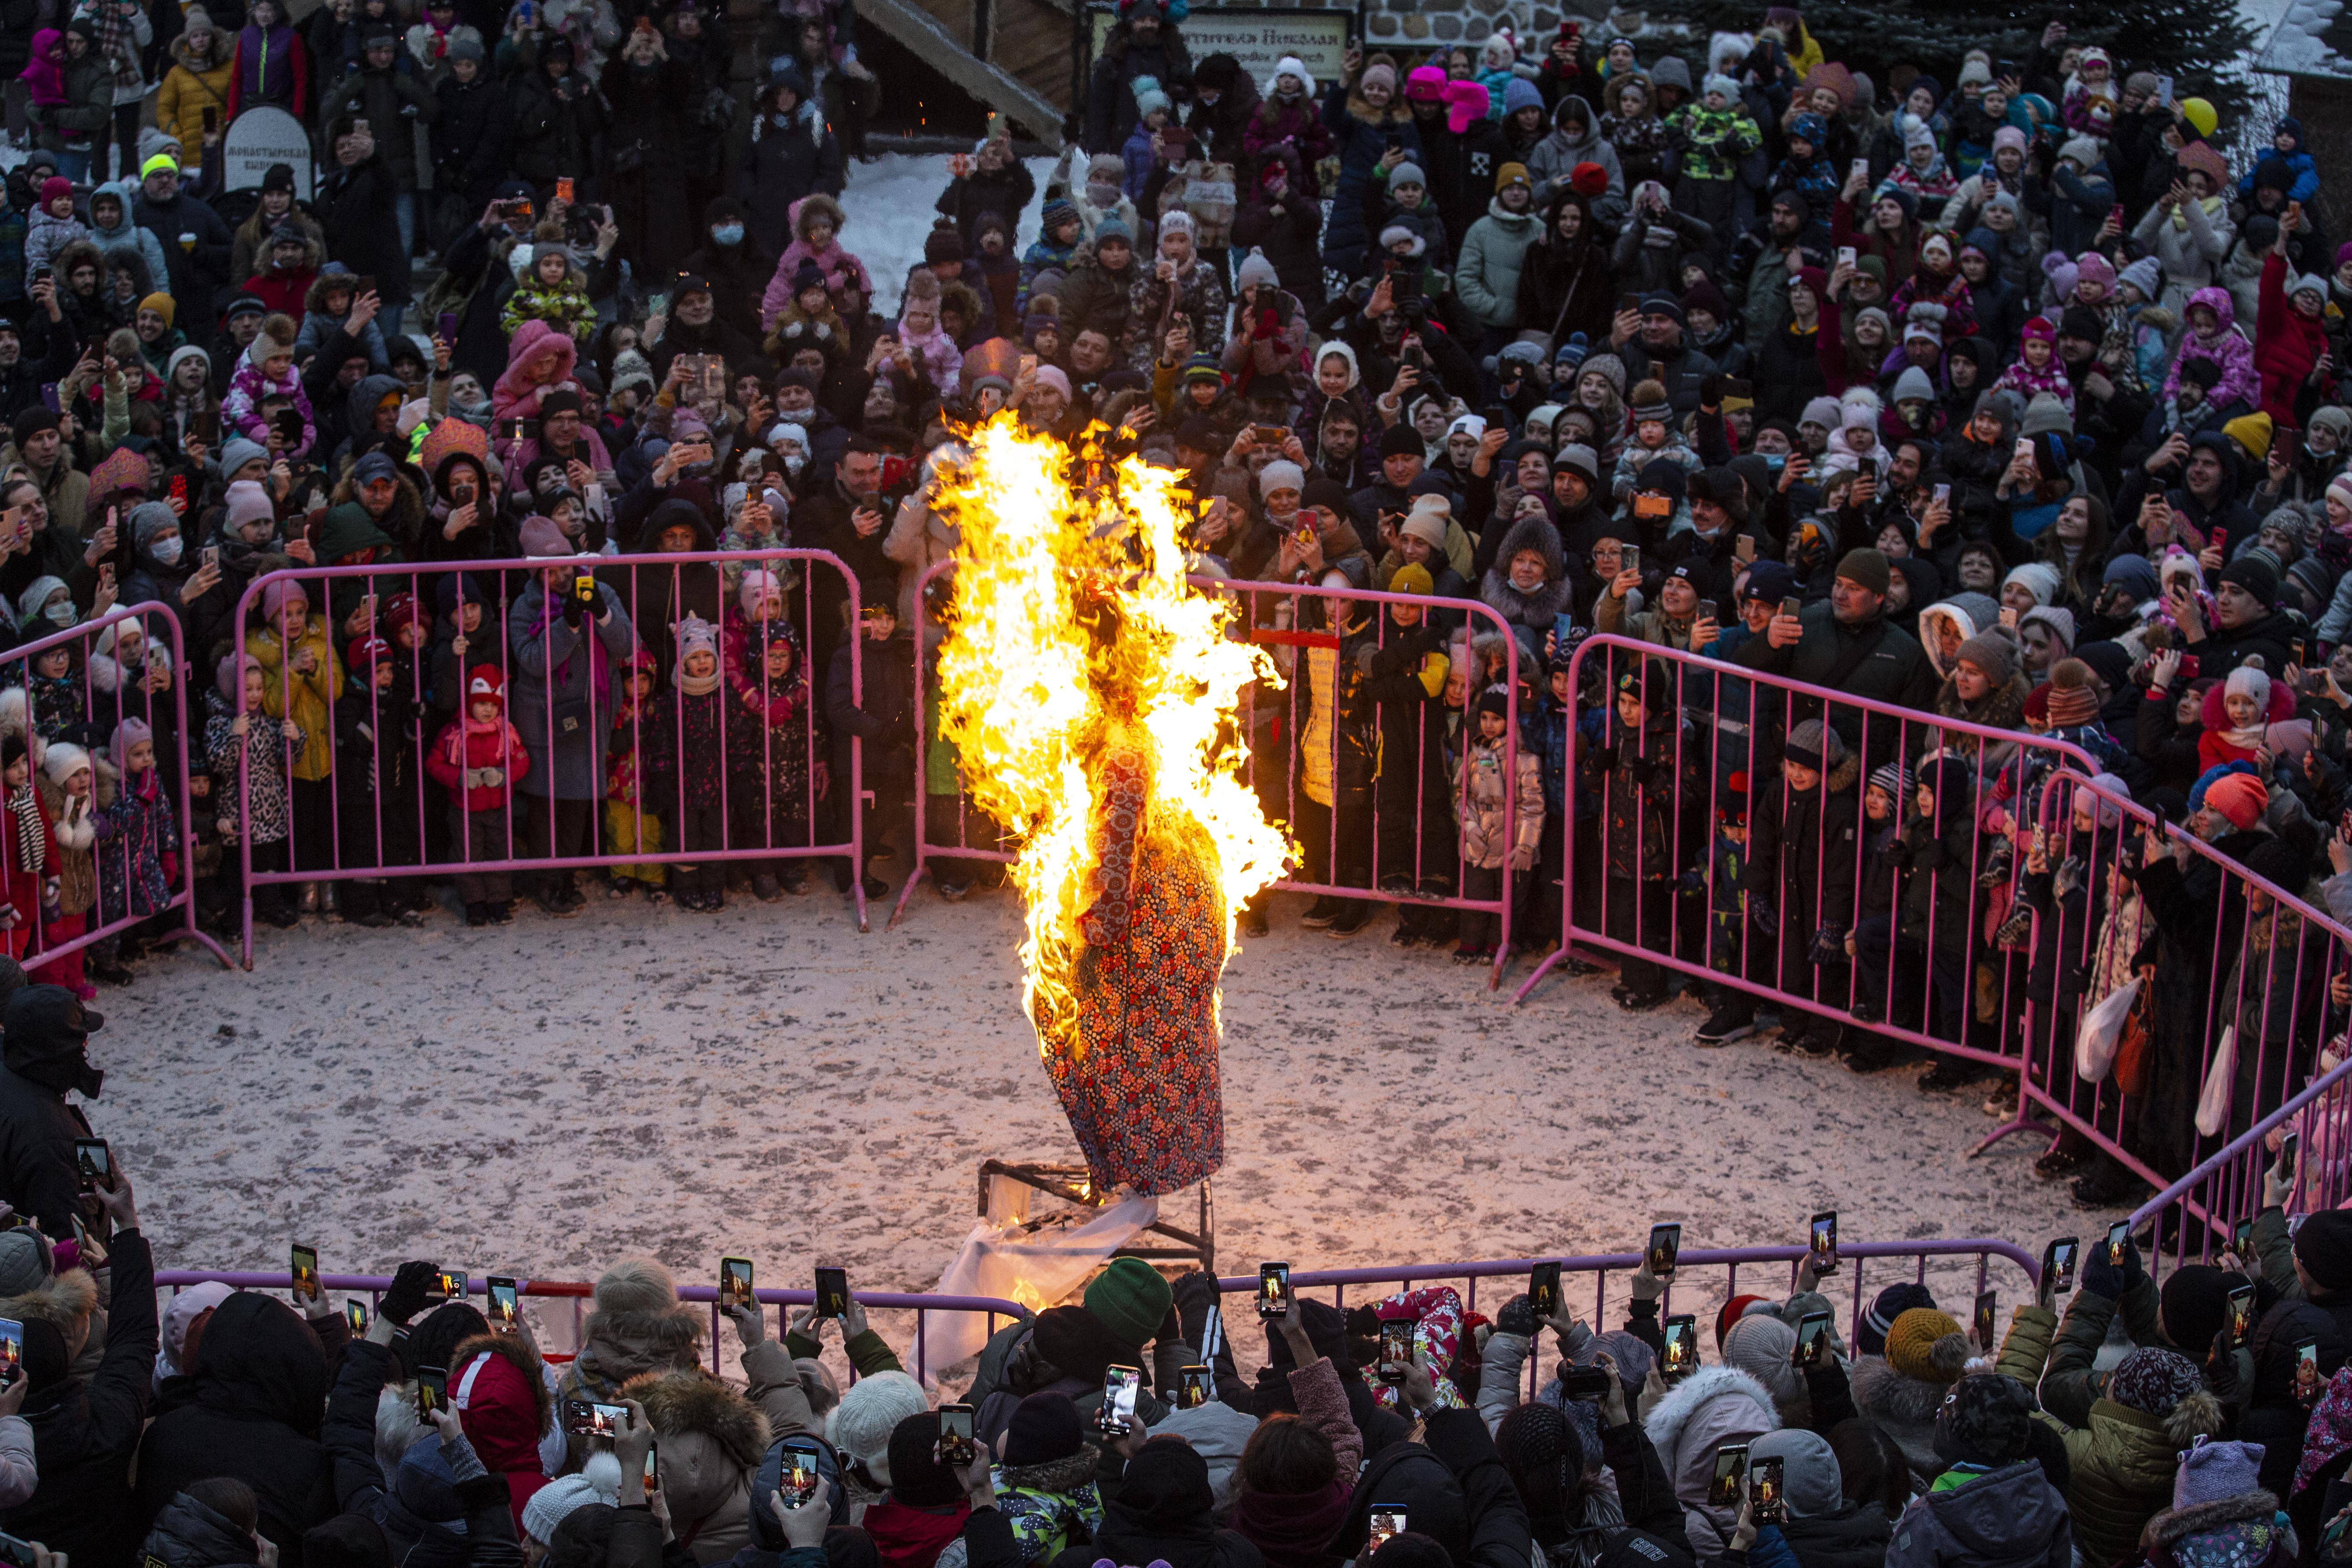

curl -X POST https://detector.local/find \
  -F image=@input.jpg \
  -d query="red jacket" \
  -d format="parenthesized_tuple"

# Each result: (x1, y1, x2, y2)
(2255, 251, 2330, 422)
(425, 714, 530, 811)
(245, 267, 316, 319)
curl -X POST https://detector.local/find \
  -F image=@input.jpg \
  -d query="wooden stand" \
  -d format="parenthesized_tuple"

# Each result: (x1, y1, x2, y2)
(976, 1159, 1214, 1273)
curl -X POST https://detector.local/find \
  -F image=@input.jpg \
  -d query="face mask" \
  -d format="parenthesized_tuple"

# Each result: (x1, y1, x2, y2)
(713, 223, 745, 246)
(1764, 453, 1787, 472)
(44, 602, 73, 627)
(150, 536, 183, 566)
(782, 453, 806, 476)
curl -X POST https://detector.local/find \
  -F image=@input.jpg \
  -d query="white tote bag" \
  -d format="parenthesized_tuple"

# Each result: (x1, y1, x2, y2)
(2197, 1024, 2238, 1138)
(2075, 977, 2140, 1083)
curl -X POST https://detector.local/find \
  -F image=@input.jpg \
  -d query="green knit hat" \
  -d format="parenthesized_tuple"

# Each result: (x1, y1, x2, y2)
(1083, 1258, 1173, 1347)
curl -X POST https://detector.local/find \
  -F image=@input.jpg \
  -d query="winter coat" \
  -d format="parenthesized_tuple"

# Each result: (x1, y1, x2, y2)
(0, 1231, 156, 1563)
(21, 210, 90, 281)
(741, 104, 846, 260)
(1644, 1365, 1782, 1556)
(1526, 113, 1626, 222)
(94, 763, 176, 924)
(132, 1291, 337, 1562)
(313, 151, 412, 307)
(1057, 251, 1144, 357)
(2043, 1392, 2226, 1568)
(1229, 167, 1323, 306)
(938, 162, 1038, 251)
(1243, 97, 1333, 197)
(1327, 1409, 1533, 1568)
(1666, 102, 1762, 183)
(140, 1492, 268, 1567)
(1321, 80, 1421, 268)
(1130, 258, 1228, 370)
(426, 708, 531, 811)
(320, 59, 437, 186)
(507, 65, 603, 188)
(245, 620, 340, 784)
(2255, 251, 2330, 423)
(431, 71, 510, 209)
(507, 579, 639, 801)
(1882, 1460, 2072, 1568)
(29, 48, 111, 155)
(2161, 287, 2260, 410)
(2132, 197, 2235, 315)
(1455, 733, 1541, 870)
(1513, 197, 1613, 348)
(1455, 200, 1542, 332)
(205, 689, 293, 845)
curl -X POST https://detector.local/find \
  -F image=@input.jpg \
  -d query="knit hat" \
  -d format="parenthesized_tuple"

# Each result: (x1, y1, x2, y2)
(1380, 424, 1424, 458)
(1954, 630, 2018, 688)
(519, 515, 572, 558)
(261, 578, 307, 621)
(886, 1413, 964, 1507)
(1630, 380, 1672, 422)
(2019, 604, 2075, 655)
(2296, 1210, 2352, 1292)
(1082, 1258, 1172, 1347)
(225, 480, 277, 530)
(2203, 772, 2267, 831)
(1554, 443, 1600, 484)
(2043, 660, 2099, 726)
(1258, 460, 1306, 496)
(1784, 718, 1846, 772)
(1885, 1308, 1967, 1383)
(39, 743, 90, 788)
(1722, 1313, 1802, 1404)
(2004, 562, 2062, 605)
(2224, 663, 2272, 709)
(1834, 547, 1891, 596)
(1003, 1391, 1085, 1467)
(1389, 161, 1426, 189)
(2106, 1346, 2204, 1414)
(2174, 1437, 2264, 1509)
(1937, 1373, 2033, 1467)
(521, 1475, 602, 1545)
(2058, 135, 2102, 168)
(2220, 555, 2280, 608)
(1860, 1283, 1936, 1356)
(824, 1372, 927, 1489)
(1235, 247, 1279, 293)
(1402, 498, 1451, 551)
(1868, 761, 1914, 802)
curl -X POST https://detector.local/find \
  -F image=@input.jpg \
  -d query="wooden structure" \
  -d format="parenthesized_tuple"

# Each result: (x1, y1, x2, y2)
(865, 0, 1079, 144)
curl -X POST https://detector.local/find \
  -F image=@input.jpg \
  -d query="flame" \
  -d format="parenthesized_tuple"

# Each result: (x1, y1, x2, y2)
(931, 414, 1290, 1062)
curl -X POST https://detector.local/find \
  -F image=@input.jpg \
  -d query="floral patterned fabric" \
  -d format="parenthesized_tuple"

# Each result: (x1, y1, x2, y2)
(1037, 738, 1226, 1198)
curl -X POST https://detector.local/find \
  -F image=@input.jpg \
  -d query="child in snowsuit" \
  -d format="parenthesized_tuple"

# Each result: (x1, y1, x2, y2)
(644, 616, 731, 911)
(89, 718, 178, 983)
(602, 650, 666, 899)
(1453, 685, 1543, 963)
(424, 662, 531, 925)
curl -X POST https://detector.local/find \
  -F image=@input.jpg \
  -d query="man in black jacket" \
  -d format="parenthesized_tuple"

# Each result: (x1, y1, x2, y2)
(1736, 547, 1939, 765)
(0, 1162, 154, 1564)
(0, 982, 97, 1242)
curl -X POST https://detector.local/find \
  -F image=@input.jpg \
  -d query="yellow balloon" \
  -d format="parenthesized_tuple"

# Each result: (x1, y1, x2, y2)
(2180, 97, 2217, 139)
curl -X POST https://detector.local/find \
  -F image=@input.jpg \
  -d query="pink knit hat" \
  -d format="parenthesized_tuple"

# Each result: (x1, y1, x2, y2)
(261, 579, 306, 621)
(2074, 252, 2116, 292)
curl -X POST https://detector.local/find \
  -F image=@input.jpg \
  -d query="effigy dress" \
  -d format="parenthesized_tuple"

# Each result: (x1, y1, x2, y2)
(1033, 737, 1227, 1197)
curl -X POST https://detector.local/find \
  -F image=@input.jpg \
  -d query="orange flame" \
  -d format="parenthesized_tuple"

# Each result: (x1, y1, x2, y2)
(931, 414, 1290, 1059)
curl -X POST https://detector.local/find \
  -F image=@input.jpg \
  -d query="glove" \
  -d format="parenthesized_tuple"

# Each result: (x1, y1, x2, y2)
(1676, 868, 1707, 897)
(2206, 1327, 2242, 1402)
(381, 1260, 438, 1326)
(560, 587, 586, 627)
(2079, 1232, 2142, 1300)
(1749, 895, 1779, 933)
(1171, 1269, 1220, 1350)
(1591, 744, 1620, 774)
(1808, 923, 1843, 966)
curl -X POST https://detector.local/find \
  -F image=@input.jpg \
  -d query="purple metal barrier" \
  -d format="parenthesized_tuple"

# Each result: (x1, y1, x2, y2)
(228, 551, 866, 964)
(152, 1269, 1030, 1383)
(1519, 634, 2095, 1071)
(1210, 1241, 2038, 1392)
(889, 564, 1529, 987)
(2024, 767, 2352, 1254)
(0, 602, 235, 983)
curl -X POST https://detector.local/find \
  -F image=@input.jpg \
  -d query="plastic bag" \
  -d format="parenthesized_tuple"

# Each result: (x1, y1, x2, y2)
(2075, 976, 2140, 1082)
(2197, 1024, 2238, 1138)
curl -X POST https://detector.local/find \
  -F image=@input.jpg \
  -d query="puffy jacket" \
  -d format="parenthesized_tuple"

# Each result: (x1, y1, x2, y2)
(1454, 199, 1541, 331)
(2043, 1394, 2223, 1568)
(1883, 1459, 2072, 1568)
(426, 711, 531, 811)
(155, 32, 235, 166)
(140, 1491, 266, 1567)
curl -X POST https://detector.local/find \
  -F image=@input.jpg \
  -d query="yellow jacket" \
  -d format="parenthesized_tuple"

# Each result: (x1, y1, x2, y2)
(246, 621, 341, 783)
(156, 39, 234, 167)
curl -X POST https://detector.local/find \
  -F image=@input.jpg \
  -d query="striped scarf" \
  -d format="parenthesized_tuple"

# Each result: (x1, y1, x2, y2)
(6, 786, 44, 882)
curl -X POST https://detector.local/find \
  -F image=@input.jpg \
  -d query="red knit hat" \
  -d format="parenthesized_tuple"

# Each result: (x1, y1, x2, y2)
(2204, 772, 2267, 831)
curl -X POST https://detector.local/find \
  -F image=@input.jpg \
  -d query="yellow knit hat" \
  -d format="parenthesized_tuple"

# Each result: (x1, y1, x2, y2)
(2223, 411, 2274, 462)
(1885, 1307, 1966, 1383)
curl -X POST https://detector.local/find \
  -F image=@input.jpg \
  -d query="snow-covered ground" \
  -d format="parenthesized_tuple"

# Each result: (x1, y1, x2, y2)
(842, 153, 1062, 319)
(103, 883, 2092, 1386)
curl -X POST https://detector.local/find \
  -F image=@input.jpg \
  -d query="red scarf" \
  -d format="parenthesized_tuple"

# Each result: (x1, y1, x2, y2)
(862, 1498, 972, 1568)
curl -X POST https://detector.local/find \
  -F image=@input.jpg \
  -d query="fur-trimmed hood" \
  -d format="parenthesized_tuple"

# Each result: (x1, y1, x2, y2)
(1000, 1447, 1100, 1497)
(448, 1330, 553, 1450)
(0, 1268, 98, 1334)
(572, 1305, 705, 1395)
(1848, 1352, 1956, 1429)
(624, 1368, 772, 1473)
(1645, 1364, 1781, 1488)
(2140, 1488, 2281, 1553)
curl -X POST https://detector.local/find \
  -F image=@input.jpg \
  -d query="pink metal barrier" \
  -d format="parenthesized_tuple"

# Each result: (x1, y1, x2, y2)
(2021, 767, 2352, 1242)
(228, 551, 867, 963)
(0, 602, 235, 982)
(2127, 1055, 2352, 1272)
(1518, 634, 2095, 1067)
(888, 563, 1531, 985)
(1207, 1240, 2038, 1391)
(152, 1269, 1029, 1383)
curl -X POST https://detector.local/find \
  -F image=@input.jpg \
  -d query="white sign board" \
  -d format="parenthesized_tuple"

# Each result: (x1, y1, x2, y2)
(220, 106, 315, 198)
(1089, 6, 1352, 96)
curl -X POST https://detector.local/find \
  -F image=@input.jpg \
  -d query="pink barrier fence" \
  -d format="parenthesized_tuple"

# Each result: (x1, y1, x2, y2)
(228, 551, 866, 963)
(2020, 767, 2352, 1249)
(888, 563, 1531, 985)
(1519, 633, 2095, 1069)
(152, 1269, 1028, 1382)
(0, 602, 234, 982)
